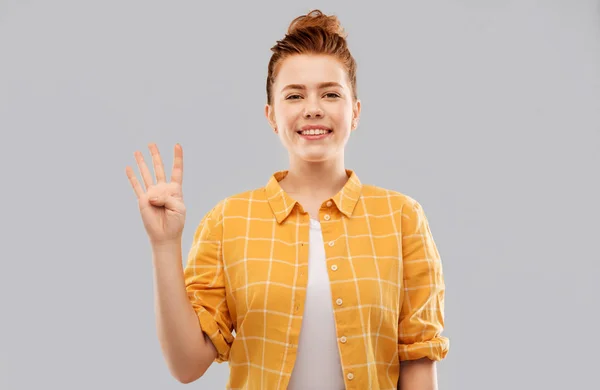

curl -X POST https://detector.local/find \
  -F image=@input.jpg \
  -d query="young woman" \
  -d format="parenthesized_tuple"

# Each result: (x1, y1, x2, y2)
(126, 9, 449, 390)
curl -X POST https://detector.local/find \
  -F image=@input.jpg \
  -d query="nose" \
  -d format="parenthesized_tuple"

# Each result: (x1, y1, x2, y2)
(303, 98, 324, 119)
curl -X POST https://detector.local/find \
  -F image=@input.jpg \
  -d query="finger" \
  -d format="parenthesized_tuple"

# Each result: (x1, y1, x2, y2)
(134, 150, 154, 190)
(171, 143, 183, 185)
(149, 143, 166, 184)
(150, 194, 185, 214)
(125, 166, 144, 199)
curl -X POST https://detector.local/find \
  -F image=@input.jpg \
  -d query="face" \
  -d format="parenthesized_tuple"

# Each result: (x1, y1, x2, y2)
(265, 54, 361, 163)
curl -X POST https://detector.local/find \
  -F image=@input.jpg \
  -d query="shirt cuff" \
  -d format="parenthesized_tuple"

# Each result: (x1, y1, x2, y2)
(196, 306, 234, 363)
(398, 336, 450, 362)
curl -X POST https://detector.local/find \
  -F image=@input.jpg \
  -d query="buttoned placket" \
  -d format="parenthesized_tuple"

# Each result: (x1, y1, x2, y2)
(320, 199, 356, 385)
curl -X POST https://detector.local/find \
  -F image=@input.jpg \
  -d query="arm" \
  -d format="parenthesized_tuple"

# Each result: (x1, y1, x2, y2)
(398, 358, 437, 390)
(152, 241, 218, 383)
(181, 202, 235, 377)
(397, 200, 449, 387)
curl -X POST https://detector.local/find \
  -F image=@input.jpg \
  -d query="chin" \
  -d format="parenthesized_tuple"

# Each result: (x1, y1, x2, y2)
(298, 153, 331, 163)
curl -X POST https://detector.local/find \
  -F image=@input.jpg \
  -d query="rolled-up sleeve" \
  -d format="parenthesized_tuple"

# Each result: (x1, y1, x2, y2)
(398, 199, 449, 362)
(183, 201, 234, 363)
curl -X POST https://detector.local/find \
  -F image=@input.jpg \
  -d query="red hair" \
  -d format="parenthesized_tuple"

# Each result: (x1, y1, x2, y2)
(266, 10, 358, 105)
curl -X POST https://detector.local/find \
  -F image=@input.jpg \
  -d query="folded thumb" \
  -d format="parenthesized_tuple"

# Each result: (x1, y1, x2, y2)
(149, 195, 179, 211)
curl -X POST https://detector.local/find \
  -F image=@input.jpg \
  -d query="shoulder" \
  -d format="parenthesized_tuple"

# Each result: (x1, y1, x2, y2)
(360, 183, 421, 211)
(203, 185, 268, 220)
(192, 186, 265, 238)
(359, 184, 431, 232)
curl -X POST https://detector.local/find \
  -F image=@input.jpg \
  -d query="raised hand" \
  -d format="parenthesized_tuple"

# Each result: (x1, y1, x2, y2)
(126, 143, 186, 246)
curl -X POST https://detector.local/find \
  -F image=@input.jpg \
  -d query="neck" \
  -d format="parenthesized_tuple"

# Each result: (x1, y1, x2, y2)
(280, 155, 349, 197)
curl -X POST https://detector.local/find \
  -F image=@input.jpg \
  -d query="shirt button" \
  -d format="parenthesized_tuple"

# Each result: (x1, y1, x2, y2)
(326, 200, 333, 207)
(328, 241, 335, 247)
(336, 298, 343, 306)
(323, 214, 330, 221)
(340, 336, 347, 343)
(331, 264, 338, 271)
(347, 373, 354, 380)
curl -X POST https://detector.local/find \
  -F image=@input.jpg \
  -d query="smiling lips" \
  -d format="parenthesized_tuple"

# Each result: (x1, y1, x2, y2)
(297, 125, 333, 139)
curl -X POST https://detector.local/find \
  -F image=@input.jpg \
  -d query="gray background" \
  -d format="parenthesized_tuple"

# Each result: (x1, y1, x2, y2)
(1, 0, 599, 389)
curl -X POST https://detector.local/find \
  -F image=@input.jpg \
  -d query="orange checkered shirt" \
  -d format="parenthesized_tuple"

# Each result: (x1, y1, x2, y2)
(183, 169, 449, 389)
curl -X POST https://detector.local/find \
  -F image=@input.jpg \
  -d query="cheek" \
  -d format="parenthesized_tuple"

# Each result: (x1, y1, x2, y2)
(333, 112, 351, 129)
(332, 104, 352, 121)
(275, 106, 300, 127)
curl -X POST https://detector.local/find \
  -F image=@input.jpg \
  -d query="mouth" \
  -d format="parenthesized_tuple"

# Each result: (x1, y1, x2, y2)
(296, 128, 333, 139)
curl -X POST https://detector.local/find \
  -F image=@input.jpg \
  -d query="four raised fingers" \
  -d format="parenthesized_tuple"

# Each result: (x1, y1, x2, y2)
(127, 143, 183, 198)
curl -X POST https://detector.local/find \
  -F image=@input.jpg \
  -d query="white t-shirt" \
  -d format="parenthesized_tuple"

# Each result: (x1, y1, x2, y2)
(287, 218, 345, 390)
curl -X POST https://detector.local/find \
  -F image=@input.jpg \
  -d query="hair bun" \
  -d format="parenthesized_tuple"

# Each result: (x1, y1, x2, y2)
(287, 9, 347, 39)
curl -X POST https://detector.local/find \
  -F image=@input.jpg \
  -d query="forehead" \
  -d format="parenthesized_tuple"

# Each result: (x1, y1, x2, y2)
(274, 54, 348, 89)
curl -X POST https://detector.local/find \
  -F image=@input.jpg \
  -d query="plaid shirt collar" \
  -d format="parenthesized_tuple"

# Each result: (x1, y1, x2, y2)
(264, 169, 363, 223)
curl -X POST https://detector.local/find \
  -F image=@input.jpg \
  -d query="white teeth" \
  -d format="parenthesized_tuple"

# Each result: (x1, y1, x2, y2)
(300, 129, 330, 135)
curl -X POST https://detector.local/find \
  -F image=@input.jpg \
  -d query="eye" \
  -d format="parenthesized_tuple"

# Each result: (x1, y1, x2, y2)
(324, 92, 341, 98)
(286, 94, 302, 100)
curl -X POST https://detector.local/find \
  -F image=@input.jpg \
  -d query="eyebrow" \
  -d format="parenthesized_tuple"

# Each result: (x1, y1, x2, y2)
(280, 82, 343, 93)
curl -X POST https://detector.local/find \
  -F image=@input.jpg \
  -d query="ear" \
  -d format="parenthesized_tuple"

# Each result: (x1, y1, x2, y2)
(265, 103, 277, 132)
(352, 99, 361, 130)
